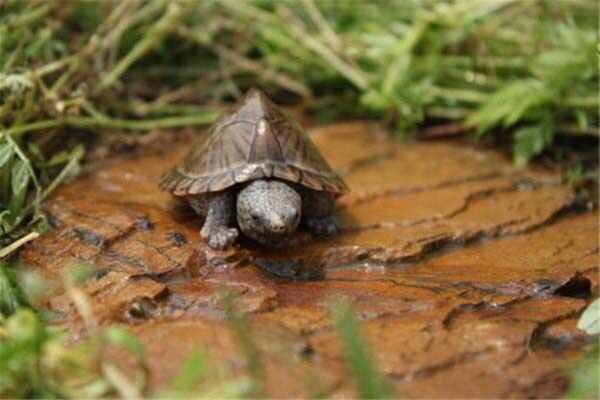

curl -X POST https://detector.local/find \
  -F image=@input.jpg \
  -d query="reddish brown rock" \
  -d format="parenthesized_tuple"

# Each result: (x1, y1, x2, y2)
(19, 122, 597, 398)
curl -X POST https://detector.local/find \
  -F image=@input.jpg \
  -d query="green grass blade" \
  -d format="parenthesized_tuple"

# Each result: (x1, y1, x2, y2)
(334, 304, 394, 399)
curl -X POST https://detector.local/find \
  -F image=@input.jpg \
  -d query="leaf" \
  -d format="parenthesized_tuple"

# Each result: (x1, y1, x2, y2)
(564, 342, 599, 399)
(10, 159, 30, 196)
(0, 143, 13, 168)
(8, 187, 26, 220)
(5, 308, 43, 343)
(0, 263, 30, 317)
(467, 79, 553, 136)
(512, 120, 554, 167)
(8, 159, 30, 219)
(577, 298, 600, 335)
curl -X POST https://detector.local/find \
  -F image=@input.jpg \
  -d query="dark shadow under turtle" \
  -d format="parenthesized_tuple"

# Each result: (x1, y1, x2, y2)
(160, 89, 349, 249)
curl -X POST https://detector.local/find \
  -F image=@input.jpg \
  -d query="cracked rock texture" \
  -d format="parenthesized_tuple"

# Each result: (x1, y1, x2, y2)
(21, 122, 598, 398)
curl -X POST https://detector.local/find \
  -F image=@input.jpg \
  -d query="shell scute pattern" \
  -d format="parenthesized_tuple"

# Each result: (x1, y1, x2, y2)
(160, 88, 349, 196)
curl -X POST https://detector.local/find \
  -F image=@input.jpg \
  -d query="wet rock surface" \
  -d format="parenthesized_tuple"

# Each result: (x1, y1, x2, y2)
(20, 122, 598, 398)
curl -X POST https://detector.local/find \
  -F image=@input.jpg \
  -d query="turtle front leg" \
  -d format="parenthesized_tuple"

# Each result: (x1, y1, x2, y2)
(300, 188, 339, 236)
(199, 191, 238, 250)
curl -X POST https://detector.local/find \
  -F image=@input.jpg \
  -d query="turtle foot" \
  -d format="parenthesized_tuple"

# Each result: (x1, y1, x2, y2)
(202, 226, 239, 250)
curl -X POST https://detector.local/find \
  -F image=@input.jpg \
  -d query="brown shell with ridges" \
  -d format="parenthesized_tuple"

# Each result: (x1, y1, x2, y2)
(160, 89, 349, 196)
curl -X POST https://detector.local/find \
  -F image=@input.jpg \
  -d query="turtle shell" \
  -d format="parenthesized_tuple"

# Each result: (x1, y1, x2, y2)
(160, 89, 349, 196)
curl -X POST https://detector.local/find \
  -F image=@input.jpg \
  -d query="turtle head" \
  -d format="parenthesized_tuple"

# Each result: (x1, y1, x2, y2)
(237, 180, 301, 246)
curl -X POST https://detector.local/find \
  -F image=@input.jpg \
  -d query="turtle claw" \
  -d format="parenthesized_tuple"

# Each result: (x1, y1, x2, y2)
(306, 216, 338, 237)
(204, 227, 238, 250)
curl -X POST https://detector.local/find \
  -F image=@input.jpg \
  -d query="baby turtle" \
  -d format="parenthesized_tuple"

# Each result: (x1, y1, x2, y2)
(160, 89, 349, 249)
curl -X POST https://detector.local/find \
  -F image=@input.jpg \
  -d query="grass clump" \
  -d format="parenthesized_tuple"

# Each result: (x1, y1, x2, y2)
(0, 262, 148, 398)
(0, 308, 150, 399)
(0, 309, 57, 398)
(0, 263, 242, 399)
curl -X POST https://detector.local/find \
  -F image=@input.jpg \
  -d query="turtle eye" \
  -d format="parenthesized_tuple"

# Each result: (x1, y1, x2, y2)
(251, 213, 261, 223)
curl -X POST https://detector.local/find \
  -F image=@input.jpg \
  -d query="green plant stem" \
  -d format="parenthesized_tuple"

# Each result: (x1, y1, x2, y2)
(101, 363, 142, 399)
(563, 96, 599, 108)
(427, 106, 471, 119)
(177, 27, 311, 98)
(221, 0, 371, 89)
(31, 56, 75, 78)
(300, 0, 343, 51)
(4, 112, 218, 137)
(432, 88, 599, 109)
(7, 3, 52, 28)
(4, 133, 41, 194)
(0, 231, 39, 259)
(38, 151, 82, 204)
(125, 101, 216, 117)
(277, 6, 371, 90)
(383, 19, 428, 94)
(443, 55, 528, 69)
(335, 304, 393, 399)
(559, 123, 600, 137)
(99, 1, 182, 89)
(430, 86, 489, 103)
